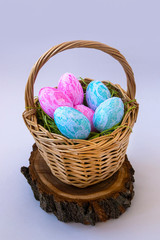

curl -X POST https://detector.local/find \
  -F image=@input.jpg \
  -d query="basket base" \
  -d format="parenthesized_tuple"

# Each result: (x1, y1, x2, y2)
(21, 144, 135, 225)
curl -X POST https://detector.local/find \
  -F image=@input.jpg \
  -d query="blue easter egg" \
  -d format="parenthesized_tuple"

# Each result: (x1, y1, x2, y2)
(93, 97, 124, 132)
(54, 107, 91, 139)
(86, 81, 111, 111)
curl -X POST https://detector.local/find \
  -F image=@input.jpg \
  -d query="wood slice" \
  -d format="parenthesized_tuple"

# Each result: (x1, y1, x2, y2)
(21, 144, 135, 225)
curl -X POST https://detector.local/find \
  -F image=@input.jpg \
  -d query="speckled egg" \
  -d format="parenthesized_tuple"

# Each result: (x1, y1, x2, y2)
(38, 87, 73, 118)
(58, 73, 84, 106)
(54, 107, 91, 139)
(74, 104, 96, 132)
(93, 97, 124, 132)
(86, 80, 111, 111)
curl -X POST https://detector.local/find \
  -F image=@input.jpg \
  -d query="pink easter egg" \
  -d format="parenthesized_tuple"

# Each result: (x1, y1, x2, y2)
(74, 104, 96, 132)
(38, 87, 73, 118)
(58, 73, 84, 106)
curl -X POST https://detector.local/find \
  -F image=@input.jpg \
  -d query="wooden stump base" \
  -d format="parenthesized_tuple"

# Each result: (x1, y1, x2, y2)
(21, 144, 135, 225)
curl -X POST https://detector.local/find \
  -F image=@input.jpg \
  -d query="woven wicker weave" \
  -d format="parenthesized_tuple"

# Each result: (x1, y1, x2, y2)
(23, 40, 139, 188)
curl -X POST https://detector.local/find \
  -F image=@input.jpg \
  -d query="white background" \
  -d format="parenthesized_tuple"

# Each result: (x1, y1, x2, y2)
(0, 0, 160, 239)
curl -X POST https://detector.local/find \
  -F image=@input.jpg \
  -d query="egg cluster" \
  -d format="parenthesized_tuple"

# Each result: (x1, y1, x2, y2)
(38, 73, 124, 139)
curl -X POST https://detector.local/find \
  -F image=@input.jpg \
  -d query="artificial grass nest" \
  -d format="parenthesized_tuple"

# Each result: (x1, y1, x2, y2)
(34, 79, 136, 140)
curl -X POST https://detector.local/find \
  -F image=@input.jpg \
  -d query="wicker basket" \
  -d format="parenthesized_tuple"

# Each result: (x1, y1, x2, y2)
(23, 40, 139, 188)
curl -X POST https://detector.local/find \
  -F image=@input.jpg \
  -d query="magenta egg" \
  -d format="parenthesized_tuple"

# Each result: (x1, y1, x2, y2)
(58, 73, 84, 106)
(74, 104, 96, 132)
(38, 87, 73, 118)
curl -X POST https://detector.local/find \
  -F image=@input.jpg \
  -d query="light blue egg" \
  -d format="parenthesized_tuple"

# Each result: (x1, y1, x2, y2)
(86, 80, 111, 111)
(54, 107, 91, 139)
(93, 97, 124, 132)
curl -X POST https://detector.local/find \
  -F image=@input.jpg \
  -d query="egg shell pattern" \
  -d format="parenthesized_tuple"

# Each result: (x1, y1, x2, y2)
(86, 80, 111, 111)
(38, 87, 73, 118)
(74, 104, 96, 132)
(93, 97, 124, 132)
(54, 107, 91, 139)
(58, 73, 84, 106)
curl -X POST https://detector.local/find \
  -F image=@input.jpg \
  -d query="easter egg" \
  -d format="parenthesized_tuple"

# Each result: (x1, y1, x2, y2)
(38, 87, 73, 118)
(86, 80, 111, 111)
(54, 107, 91, 139)
(93, 97, 124, 132)
(74, 104, 96, 132)
(58, 73, 84, 106)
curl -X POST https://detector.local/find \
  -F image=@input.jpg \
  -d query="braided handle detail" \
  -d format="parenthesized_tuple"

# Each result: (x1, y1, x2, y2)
(25, 40, 136, 108)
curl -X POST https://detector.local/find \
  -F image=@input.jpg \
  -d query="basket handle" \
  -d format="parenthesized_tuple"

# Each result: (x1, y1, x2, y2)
(25, 40, 136, 108)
